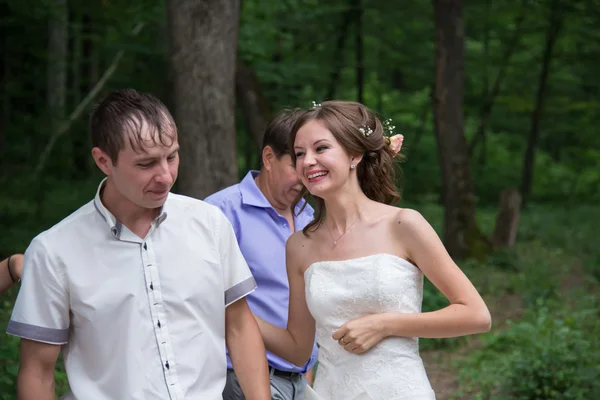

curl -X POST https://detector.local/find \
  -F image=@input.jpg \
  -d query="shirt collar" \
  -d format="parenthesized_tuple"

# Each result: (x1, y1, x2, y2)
(239, 171, 271, 208)
(239, 170, 313, 218)
(93, 178, 168, 239)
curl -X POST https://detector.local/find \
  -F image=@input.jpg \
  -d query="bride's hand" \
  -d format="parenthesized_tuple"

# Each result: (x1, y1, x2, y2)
(332, 314, 387, 354)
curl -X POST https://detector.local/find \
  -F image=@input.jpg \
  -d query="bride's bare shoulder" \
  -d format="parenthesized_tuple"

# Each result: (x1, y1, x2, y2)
(288, 229, 311, 247)
(286, 230, 318, 272)
(373, 204, 423, 224)
(393, 207, 429, 225)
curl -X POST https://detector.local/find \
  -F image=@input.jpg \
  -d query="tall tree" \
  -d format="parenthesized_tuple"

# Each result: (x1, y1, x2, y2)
(47, 0, 68, 133)
(36, 0, 68, 217)
(236, 59, 271, 149)
(325, 2, 353, 101)
(0, 1, 9, 160)
(70, 9, 89, 176)
(167, 0, 240, 199)
(433, 0, 489, 259)
(354, 0, 364, 104)
(469, 0, 527, 160)
(35, 23, 145, 175)
(520, 0, 564, 206)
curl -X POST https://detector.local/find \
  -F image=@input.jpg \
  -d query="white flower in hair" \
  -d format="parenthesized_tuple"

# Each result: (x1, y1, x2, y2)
(383, 119, 396, 136)
(359, 126, 373, 137)
(382, 118, 403, 156)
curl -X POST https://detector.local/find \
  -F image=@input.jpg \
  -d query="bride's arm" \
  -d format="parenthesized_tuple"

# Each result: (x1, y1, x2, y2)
(254, 235, 316, 366)
(380, 208, 492, 338)
(335, 209, 491, 354)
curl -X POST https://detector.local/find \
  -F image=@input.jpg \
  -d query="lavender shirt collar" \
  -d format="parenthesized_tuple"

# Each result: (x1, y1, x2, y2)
(239, 170, 312, 218)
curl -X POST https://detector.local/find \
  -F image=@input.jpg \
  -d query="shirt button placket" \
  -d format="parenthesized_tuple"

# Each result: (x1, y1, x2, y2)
(142, 239, 181, 399)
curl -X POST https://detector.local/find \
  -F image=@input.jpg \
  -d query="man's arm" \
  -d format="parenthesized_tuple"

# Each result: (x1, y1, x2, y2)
(226, 298, 270, 400)
(17, 339, 61, 400)
(0, 254, 23, 294)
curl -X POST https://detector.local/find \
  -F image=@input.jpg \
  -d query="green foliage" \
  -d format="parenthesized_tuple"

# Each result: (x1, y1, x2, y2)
(585, 250, 600, 283)
(0, 295, 19, 399)
(446, 202, 600, 399)
(0, 174, 100, 255)
(457, 302, 600, 400)
(485, 247, 520, 272)
(3, 0, 600, 206)
(1, 0, 600, 398)
(505, 317, 598, 399)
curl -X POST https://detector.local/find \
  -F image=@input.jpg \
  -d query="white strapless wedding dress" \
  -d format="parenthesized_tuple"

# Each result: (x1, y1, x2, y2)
(304, 254, 436, 400)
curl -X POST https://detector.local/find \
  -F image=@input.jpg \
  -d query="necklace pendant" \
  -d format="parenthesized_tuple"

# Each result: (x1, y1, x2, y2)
(333, 240, 337, 246)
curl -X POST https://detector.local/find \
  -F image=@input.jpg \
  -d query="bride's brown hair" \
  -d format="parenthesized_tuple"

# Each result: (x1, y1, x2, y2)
(291, 101, 402, 236)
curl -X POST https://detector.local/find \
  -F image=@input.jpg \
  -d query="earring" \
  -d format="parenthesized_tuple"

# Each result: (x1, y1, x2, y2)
(351, 164, 356, 169)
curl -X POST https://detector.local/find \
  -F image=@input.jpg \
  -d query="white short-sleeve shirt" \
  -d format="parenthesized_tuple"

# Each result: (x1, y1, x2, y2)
(7, 180, 257, 400)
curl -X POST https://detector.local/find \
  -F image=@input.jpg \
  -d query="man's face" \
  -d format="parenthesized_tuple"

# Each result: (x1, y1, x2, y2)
(95, 121, 179, 211)
(267, 153, 302, 208)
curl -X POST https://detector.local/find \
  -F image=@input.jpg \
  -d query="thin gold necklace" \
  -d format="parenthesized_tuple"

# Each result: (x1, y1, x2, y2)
(325, 217, 359, 246)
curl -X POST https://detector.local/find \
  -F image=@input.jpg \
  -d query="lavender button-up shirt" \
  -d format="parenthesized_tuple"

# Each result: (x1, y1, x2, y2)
(205, 170, 318, 373)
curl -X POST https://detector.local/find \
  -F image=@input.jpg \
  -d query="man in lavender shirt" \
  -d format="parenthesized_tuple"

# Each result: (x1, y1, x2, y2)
(205, 109, 318, 400)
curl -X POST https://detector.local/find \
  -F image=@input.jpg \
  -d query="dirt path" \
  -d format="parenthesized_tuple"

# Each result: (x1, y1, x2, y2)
(422, 348, 462, 399)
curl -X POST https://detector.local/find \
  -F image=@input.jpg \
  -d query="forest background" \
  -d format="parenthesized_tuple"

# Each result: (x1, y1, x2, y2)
(0, 0, 599, 398)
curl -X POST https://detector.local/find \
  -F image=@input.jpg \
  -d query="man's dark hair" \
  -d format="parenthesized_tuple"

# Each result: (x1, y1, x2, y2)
(261, 108, 303, 163)
(90, 88, 177, 163)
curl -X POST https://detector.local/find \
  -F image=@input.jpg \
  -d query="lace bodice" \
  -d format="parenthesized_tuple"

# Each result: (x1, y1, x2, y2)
(304, 253, 435, 400)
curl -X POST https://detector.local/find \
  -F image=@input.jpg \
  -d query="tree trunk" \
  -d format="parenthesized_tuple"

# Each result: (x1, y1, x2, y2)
(354, 0, 364, 104)
(0, 58, 6, 163)
(482, 0, 491, 103)
(469, 1, 526, 157)
(492, 188, 522, 248)
(325, 2, 354, 101)
(520, 0, 563, 206)
(167, 0, 240, 199)
(73, 12, 94, 176)
(236, 59, 271, 149)
(34, 23, 146, 176)
(69, 13, 81, 109)
(406, 86, 433, 157)
(37, 0, 68, 218)
(90, 25, 100, 87)
(47, 0, 68, 130)
(476, 0, 491, 167)
(0, 2, 8, 160)
(433, 0, 490, 260)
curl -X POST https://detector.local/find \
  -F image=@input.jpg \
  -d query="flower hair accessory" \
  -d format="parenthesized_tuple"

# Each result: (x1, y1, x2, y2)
(359, 126, 373, 137)
(382, 119, 403, 156)
(386, 134, 404, 156)
(383, 119, 396, 136)
(311, 101, 322, 109)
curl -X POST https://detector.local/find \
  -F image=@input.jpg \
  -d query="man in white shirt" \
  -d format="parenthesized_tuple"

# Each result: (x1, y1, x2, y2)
(7, 88, 271, 400)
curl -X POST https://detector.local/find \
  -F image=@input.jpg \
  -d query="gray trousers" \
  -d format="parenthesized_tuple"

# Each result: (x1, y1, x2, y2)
(223, 369, 307, 400)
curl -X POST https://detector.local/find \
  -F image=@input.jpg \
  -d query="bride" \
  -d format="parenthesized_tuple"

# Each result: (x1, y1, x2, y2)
(254, 101, 491, 400)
